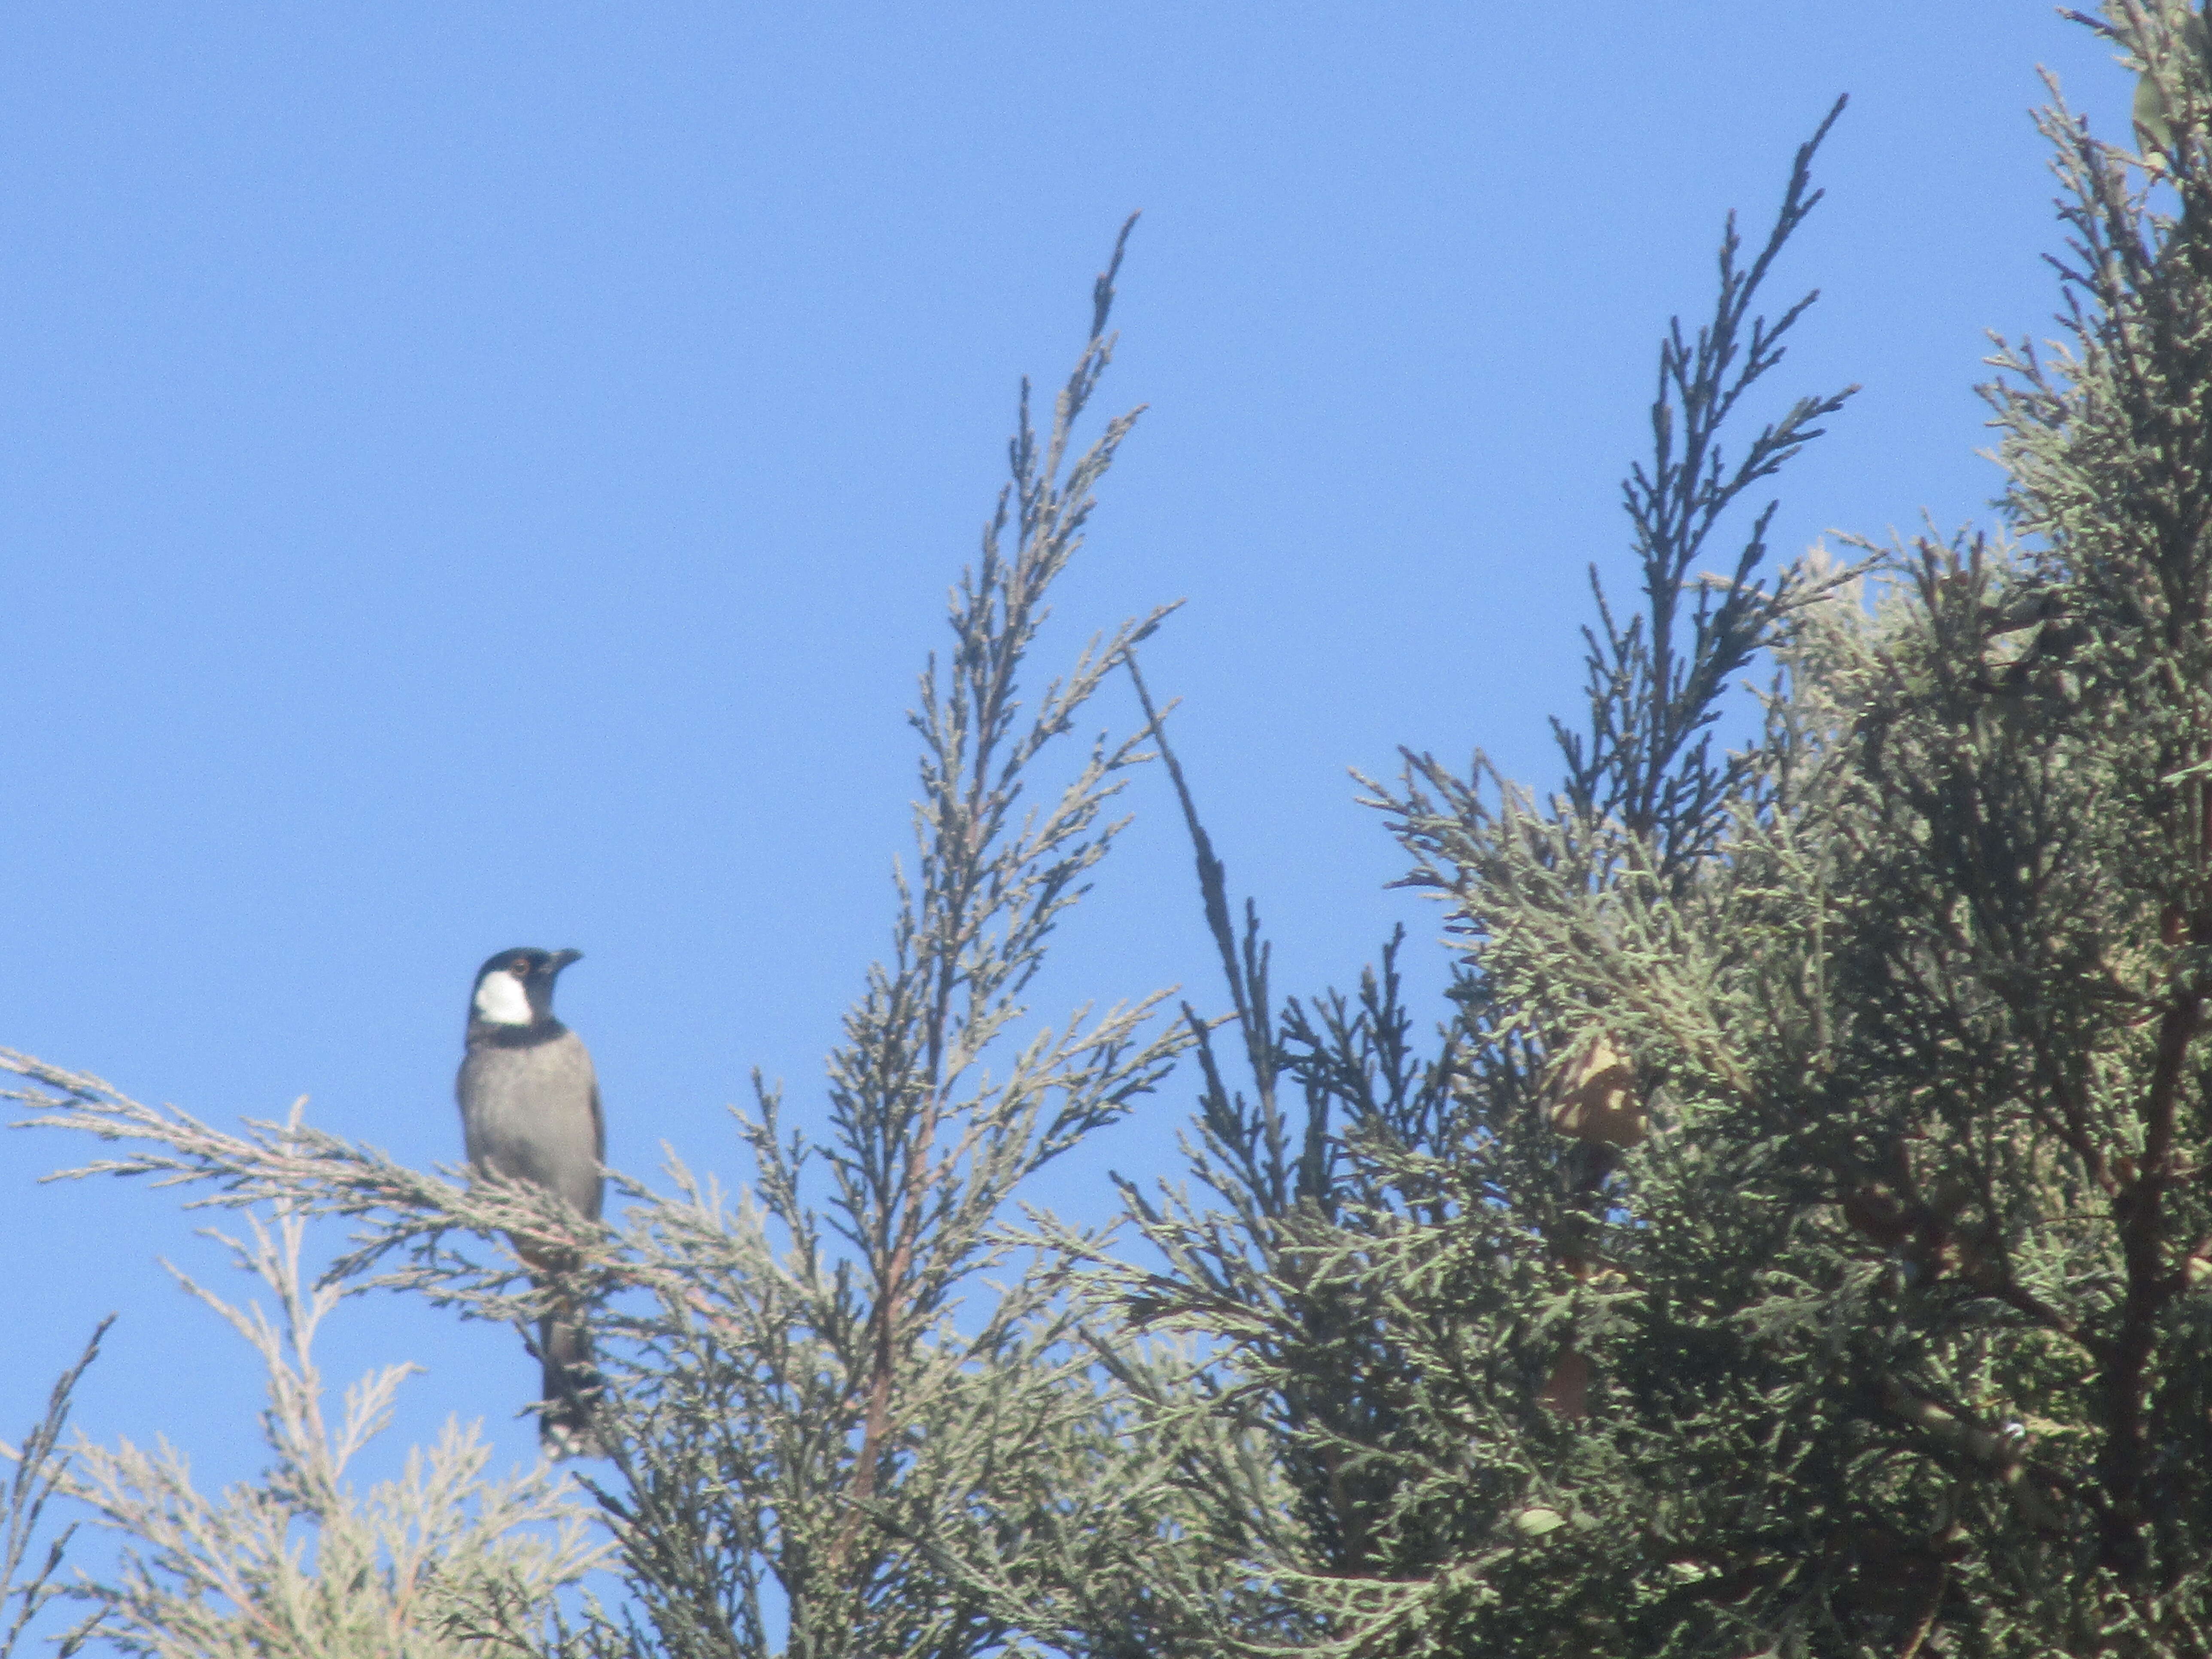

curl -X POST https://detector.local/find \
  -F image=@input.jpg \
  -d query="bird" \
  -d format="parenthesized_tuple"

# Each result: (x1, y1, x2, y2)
(455, 946, 606, 1457)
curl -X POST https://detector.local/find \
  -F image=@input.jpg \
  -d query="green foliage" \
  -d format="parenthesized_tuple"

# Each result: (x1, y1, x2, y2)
(6, 218, 1198, 1659)
(1037, 95, 1859, 1659)
(0, 1320, 106, 1658)
(20, 8, 2212, 1656)
(59, 1189, 604, 1658)
(1068, 6, 2212, 1655)
(551, 211, 1189, 1659)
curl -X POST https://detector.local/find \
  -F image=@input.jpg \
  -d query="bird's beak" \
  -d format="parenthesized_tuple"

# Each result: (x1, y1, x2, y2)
(549, 949, 584, 973)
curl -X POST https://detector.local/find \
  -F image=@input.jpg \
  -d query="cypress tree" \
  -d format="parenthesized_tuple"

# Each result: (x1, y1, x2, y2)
(1097, 4, 2212, 1653)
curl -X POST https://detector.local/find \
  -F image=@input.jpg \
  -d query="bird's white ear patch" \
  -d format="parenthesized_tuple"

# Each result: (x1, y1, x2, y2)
(474, 968, 534, 1025)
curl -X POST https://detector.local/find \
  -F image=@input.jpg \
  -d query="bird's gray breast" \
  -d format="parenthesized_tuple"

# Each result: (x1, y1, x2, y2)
(456, 1030, 604, 1221)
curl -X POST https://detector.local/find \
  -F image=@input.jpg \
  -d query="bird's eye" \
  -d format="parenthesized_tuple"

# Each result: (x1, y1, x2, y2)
(510, 962, 532, 978)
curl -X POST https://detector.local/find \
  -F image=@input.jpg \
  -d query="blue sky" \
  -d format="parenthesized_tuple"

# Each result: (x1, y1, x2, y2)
(0, 0, 2130, 1617)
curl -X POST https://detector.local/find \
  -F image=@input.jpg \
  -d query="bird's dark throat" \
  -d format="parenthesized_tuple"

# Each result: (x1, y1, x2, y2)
(467, 1018, 571, 1050)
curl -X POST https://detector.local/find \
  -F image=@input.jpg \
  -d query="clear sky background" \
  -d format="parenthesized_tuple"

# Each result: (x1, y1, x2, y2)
(0, 0, 2135, 1625)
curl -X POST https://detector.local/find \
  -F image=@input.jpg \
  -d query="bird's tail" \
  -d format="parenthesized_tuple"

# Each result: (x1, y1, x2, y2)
(538, 1312, 604, 1459)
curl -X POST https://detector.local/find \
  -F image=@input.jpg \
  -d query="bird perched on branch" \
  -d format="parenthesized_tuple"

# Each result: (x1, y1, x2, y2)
(455, 946, 605, 1457)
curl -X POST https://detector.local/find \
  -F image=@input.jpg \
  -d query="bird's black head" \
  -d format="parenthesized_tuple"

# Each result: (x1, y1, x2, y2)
(469, 946, 583, 1030)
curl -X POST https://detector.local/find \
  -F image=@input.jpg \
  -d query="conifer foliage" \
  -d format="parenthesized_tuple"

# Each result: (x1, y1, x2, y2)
(14, 5, 2212, 1656)
(1083, 4, 2212, 1652)
(8, 216, 1196, 1659)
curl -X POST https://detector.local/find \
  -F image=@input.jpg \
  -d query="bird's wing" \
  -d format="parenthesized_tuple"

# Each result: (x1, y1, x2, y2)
(591, 1077, 605, 1166)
